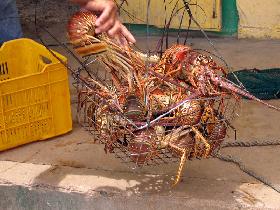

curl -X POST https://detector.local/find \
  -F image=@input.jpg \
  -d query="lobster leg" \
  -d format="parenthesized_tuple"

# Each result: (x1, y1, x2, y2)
(192, 126, 211, 158)
(172, 148, 189, 186)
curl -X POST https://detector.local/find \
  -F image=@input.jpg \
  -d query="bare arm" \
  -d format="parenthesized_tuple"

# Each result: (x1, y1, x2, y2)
(70, 0, 136, 44)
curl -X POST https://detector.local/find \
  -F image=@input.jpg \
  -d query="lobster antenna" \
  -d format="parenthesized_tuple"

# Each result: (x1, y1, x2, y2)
(177, 9, 186, 44)
(159, 0, 168, 56)
(182, 2, 207, 45)
(182, 0, 228, 69)
(182, 0, 246, 90)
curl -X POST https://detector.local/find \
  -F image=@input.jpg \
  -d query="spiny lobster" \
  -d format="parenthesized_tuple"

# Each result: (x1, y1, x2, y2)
(154, 44, 280, 111)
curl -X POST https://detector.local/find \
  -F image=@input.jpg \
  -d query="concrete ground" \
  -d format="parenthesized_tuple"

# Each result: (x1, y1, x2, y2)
(0, 22, 280, 209)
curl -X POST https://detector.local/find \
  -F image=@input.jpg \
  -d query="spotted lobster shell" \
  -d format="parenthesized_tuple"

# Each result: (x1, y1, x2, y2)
(67, 11, 107, 56)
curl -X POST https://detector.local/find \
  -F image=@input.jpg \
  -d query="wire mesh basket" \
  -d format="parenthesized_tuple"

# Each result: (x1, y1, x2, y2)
(73, 64, 239, 169)
(66, 9, 241, 184)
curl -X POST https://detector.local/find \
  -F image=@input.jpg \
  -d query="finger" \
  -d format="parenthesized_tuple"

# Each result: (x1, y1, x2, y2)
(115, 33, 128, 46)
(119, 35, 128, 46)
(96, 6, 114, 27)
(88, 1, 117, 27)
(107, 20, 122, 37)
(83, 1, 105, 12)
(120, 25, 136, 44)
(82, 1, 115, 26)
(95, 17, 115, 34)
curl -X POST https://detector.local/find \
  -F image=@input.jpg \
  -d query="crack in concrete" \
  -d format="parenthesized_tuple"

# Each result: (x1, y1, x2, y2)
(0, 150, 42, 174)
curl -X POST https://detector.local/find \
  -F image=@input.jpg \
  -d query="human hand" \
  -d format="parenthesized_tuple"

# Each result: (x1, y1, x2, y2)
(71, 0, 136, 44)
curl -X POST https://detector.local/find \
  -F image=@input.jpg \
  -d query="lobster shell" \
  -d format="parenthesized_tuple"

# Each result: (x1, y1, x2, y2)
(128, 129, 157, 165)
(67, 11, 107, 56)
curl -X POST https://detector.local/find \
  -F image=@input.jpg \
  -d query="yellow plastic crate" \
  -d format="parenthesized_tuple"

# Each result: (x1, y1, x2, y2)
(0, 38, 72, 151)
